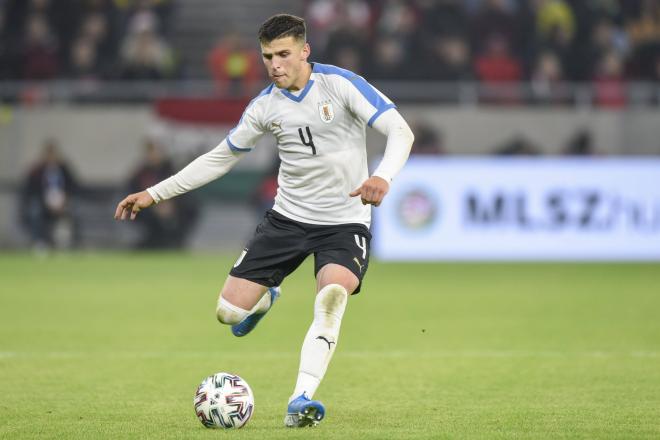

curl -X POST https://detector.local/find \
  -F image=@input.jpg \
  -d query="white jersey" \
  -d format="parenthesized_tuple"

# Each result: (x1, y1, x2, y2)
(228, 63, 396, 227)
(147, 63, 413, 228)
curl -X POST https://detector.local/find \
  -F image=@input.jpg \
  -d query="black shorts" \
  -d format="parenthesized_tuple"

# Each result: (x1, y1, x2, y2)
(229, 210, 371, 294)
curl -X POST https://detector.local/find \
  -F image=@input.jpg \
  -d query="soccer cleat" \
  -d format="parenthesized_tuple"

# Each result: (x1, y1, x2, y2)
(231, 286, 280, 337)
(284, 393, 325, 428)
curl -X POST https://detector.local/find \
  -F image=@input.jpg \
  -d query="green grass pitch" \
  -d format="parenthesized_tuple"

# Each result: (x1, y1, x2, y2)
(1, 253, 659, 439)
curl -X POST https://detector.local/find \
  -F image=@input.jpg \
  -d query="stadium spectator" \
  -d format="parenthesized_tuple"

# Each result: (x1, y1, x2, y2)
(563, 128, 596, 156)
(322, 11, 371, 75)
(78, 11, 116, 66)
(530, 50, 566, 104)
(2, 0, 660, 104)
(114, 0, 176, 38)
(20, 13, 60, 79)
(470, 0, 519, 54)
(306, 0, 373, 52)
(625, 0, 660, 80)
(426, 35, 474, 82)
(118, 17, 174, 79)
(305, 0, 341, 50)
(331, 45, 365, 74)
(207, 32, 262, 96)
(474, 33, 523, 103)
(593, 50, 627, 108)
(365, 35, 407, 80)
(20, 139, 80, 249)
(493, 134, 541, 155)
(420, 0, 470, 40)
(67, 36, 103, 80)
(625, 0, 660, 47)
(535, 0, 576, 43)
(0, 5, 11, 79)
(572, 17, 628, 81)
(409, 122, 445, 155)
(474, 33, 522, 83)
(126, 139, 197, 248)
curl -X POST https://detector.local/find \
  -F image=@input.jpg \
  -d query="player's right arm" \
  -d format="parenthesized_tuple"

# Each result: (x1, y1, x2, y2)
(114, 93, 267, 221)
(332, 71, 414, 206)
(113, 139, 241, 220)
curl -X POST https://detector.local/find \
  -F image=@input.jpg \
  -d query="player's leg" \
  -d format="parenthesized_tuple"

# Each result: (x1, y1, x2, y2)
(285, 265, 357, 427)
(285, 227, 370, 427)
(217, 210, 306, 336)
(215, 275, 270, 325)
(217, 275, 282, 337)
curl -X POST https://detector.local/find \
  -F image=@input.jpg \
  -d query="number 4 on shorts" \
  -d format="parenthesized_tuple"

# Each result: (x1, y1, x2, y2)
(354, 235, 366, 259)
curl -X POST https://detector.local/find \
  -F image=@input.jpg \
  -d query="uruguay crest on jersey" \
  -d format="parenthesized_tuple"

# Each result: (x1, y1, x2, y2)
(318, 100, 334, 123)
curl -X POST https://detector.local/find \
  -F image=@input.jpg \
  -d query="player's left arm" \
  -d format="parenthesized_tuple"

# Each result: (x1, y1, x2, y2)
(349, 109, 414, 206)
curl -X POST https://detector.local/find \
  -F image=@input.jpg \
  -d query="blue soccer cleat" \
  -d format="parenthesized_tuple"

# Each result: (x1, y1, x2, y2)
(231, 286, 280, 337)
(284, 393, 325, 427)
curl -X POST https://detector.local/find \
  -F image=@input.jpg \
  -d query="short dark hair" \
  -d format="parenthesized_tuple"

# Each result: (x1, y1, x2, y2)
(258, 14, 306, 44)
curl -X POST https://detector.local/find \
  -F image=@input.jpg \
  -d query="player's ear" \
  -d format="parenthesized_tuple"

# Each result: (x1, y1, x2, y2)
(301, 42, 310, 61)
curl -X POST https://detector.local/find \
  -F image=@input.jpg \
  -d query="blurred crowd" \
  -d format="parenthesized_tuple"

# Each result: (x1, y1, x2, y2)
(2, 0, 659, 87)
(20, 137, 199, 250)
(1, 0, 660, 107)
(309, 0, 660, 85)
(0, 0, 177, 81)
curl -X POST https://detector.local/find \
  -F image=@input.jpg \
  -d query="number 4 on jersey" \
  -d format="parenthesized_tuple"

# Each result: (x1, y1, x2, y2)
(298, 126, 316, 155)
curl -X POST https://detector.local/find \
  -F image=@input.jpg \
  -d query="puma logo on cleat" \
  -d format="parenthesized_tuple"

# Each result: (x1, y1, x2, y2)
(316, 336, 335, 350)
(353, 257, 364, 272)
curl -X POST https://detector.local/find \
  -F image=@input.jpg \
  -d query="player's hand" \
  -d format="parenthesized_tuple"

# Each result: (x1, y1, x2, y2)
(114, 190, 155, 220)
(349, 176, 389, 207)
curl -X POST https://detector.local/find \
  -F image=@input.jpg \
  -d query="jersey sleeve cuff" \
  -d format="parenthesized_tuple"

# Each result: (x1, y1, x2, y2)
(372, 171, 392, 183)
(146, 187, 161, 204)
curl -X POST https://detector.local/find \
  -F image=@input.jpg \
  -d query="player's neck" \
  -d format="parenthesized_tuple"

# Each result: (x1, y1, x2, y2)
(287, 63, 312, 92)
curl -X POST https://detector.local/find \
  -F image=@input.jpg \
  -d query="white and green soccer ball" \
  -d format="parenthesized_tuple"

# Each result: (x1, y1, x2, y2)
(193, 372, 254, 429)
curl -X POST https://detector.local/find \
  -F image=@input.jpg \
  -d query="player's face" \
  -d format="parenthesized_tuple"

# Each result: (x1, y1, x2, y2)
(261, 36, 310, 91)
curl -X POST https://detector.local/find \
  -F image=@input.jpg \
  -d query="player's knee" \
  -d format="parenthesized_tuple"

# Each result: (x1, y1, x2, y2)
(316, 283, 348, 314)
(317, 264, 359, 294)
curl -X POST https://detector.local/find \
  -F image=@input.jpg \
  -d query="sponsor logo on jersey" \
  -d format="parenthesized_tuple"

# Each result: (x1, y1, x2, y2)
(318, 100, 334, 123)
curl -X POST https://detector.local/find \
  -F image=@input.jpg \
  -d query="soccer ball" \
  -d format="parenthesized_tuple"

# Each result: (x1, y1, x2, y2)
(193, 372, 255, 429)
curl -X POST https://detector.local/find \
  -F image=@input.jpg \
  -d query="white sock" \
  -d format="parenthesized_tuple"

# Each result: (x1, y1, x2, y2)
(290, 284, 348, 402)
(250, 288, 272, 314)
(216, 297, 250, 325)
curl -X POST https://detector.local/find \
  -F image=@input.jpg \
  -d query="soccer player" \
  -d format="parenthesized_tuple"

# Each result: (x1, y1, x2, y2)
(114, 14, 414, 427)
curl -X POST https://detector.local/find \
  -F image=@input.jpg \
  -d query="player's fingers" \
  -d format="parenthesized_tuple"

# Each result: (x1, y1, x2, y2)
(121, 205, 132, 220)
(115, 198, 130, 219)
(349, 187, 362, 197)
(364, 188, 375, 203)
(130, 205, 141, 220)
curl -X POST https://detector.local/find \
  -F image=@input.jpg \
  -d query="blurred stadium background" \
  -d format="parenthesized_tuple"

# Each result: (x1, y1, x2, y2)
(0, 0, 659, 255)
(2, 1, 660, 438)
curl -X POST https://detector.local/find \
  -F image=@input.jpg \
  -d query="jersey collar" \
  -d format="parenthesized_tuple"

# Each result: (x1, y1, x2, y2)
(281, 64, 315, 103)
